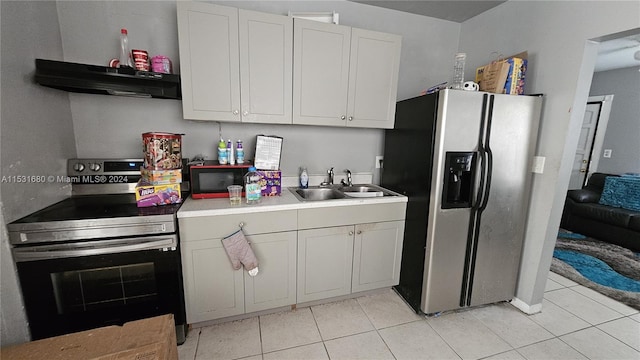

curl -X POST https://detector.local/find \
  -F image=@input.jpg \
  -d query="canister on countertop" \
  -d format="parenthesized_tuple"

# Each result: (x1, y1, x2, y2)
(142, 132, 182, 170)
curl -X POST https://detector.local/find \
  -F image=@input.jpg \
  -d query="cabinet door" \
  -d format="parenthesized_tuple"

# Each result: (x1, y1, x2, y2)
(352, 221, 405, 292)
(181, 239, 244, 323)
(244, 231, 297, 312)
(347, 28, 402, 129)
(297, 226, 354, 303)
(239, 10, 292, 124)
(177, 2, 241, 122)
(293, 18, 351, 127)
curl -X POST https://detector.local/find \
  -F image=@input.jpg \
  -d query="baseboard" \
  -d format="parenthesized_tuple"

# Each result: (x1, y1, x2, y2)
(510, 297, 543, 315)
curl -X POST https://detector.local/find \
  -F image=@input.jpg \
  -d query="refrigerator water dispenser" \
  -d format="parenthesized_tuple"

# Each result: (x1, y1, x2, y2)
(442, 152, 476, 209)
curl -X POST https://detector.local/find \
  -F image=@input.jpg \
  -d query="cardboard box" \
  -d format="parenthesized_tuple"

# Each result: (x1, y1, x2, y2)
(135, 180, 182, 207)
(140, 168, 182, 185)
(1, 314, 177, 360)
(475, 51, 528, 94)
(257, 170, 281, 196)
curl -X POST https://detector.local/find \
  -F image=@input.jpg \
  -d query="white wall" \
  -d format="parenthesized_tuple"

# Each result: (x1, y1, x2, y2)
(57, 0, 460, 177)
(459, 1, 640, 311)
(589, 66, 640, 174)
(0, 1, 76, 346)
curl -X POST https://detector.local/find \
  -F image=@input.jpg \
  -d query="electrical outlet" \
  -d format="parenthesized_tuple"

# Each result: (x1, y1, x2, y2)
(532, 156, 545, 174)
(375, 156, 384, 169)
(603, 149, 612, 158)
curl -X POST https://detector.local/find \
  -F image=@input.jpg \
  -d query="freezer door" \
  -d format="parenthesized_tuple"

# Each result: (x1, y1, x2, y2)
(468, 94, 542, 307)
(421, 90, 485, 314)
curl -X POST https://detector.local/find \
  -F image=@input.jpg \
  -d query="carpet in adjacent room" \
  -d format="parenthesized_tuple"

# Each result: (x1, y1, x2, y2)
(552, 230, 640, 310)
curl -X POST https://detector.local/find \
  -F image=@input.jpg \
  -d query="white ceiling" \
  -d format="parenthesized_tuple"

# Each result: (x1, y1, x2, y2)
(348, 0, 640, 72)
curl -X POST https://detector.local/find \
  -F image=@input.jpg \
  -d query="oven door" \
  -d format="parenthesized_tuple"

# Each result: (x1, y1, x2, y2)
(13, 235, 186, 341)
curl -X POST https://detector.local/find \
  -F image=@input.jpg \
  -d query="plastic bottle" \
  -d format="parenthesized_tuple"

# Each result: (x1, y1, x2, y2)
(244, 166, 262, 204)
(227, 139, 235, 165)
(452, 52, 466, 90)
(236, 140, 244, 164)
(299, 167, 309, 189)
(218, 138, 227, 165)
(118, 28, 133, 68)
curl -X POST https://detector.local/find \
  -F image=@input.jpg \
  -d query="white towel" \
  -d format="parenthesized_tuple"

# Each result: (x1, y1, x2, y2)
(221, 229, 259, 276)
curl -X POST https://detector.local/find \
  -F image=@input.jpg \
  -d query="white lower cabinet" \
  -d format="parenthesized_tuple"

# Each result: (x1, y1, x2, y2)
(297, 220, 405, 303)
(182, 239, 245, 322)
(179, 202, 406, 324)
(297, 226, 354, 303)
(244, 231, 297, 313)
(181, 231, 297, 323)
(352, 221, 405, 293)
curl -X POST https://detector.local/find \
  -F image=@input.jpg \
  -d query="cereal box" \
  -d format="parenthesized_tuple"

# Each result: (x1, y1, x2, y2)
(257, 170, 281, 196)
(135, 180, 182, 207)
(140, 167, 182, 185)
(503, 57, 527, 95)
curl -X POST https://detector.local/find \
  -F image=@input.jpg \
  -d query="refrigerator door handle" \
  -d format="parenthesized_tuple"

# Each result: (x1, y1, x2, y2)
(460, 93, 489, 307)
(478, 95, 495, 212)
(465, 94, 496, 306)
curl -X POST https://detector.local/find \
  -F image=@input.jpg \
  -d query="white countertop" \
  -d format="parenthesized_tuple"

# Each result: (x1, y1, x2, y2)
(177, 186, 407, 218)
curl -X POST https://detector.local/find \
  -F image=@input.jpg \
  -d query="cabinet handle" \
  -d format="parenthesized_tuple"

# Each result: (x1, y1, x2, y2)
(243, 111, 249, 116)
(349, 231, 354, 236)
(357, 230, 362, 234)
(341, 115, 346, 120)
(348, 116, 353, 121)
(233, 110, 239, 115)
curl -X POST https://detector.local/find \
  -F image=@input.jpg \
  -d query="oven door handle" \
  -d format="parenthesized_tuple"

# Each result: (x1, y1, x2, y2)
(12, 236, 177, 262)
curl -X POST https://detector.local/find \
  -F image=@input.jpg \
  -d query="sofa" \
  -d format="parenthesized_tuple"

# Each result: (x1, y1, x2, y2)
(560, 172, 640, 252)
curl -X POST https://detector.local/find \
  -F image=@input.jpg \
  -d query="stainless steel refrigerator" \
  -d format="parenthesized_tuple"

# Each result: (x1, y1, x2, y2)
(382, 89, 542, 314)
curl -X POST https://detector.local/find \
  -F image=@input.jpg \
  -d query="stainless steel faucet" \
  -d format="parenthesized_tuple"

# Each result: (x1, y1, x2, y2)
(341, 169, 353, 186)
(321, 167, 335, 186)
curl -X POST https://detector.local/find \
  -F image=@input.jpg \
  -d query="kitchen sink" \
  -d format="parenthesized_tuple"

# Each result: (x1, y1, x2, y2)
(290, 184, 398, 201)
(340, 185, 384, 197)
(293, 187, 345, 201)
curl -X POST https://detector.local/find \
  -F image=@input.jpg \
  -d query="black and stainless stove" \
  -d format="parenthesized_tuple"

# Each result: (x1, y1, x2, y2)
(8, 159, 188, 343)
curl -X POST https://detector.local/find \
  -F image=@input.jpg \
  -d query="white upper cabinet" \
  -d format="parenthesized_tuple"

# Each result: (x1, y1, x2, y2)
(177, 3, 293, 123)
(293, 19, 402, 129)
(347, 28, 402, 129)
(293, 19, 352, 127)
(239, 10, 293, 124)
(177, 2, 240, 122)
(177, 3, 401, 128)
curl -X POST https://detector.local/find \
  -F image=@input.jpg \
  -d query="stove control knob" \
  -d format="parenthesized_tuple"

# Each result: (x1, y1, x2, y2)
(89, 163, 101, 172)
(73, 163, 85, 172)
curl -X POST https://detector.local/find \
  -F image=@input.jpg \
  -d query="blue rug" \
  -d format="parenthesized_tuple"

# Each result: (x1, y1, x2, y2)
(553, 249, 640, 292)
(552, 231, 640, 310)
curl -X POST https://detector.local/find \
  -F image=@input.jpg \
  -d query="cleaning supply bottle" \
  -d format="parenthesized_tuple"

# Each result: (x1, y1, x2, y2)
(118, 28, 133, 68)
(227, 139, 235, 165)
(299, 167, 309, 189)
(218, 138, 227, 165)
(236, 140, 244, 164)
(244, 166, 262, 204)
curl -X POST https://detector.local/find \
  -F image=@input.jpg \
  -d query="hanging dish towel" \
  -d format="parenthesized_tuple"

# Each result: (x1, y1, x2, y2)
(221, 228, 259, 276)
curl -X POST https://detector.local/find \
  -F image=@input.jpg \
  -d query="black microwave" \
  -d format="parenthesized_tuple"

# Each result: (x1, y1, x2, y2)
(190, 161, 251, 199)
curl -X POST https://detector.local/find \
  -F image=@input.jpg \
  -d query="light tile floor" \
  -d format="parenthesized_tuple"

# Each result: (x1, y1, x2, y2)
(179, 272, 640, 360)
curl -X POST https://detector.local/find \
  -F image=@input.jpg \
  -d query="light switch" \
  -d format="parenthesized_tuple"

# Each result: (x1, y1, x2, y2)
(532, 156, 545, 174)
(603, 149, 612, 158)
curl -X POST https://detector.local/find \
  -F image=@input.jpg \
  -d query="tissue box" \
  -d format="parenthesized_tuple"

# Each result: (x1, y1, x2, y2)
(141, 168, 182, 185)
(258, 170, 281, 196)
(135, 180, 182, 207)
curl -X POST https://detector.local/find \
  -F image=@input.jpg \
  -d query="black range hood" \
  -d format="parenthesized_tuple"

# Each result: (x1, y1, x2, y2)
(34, 59, 181, 100)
